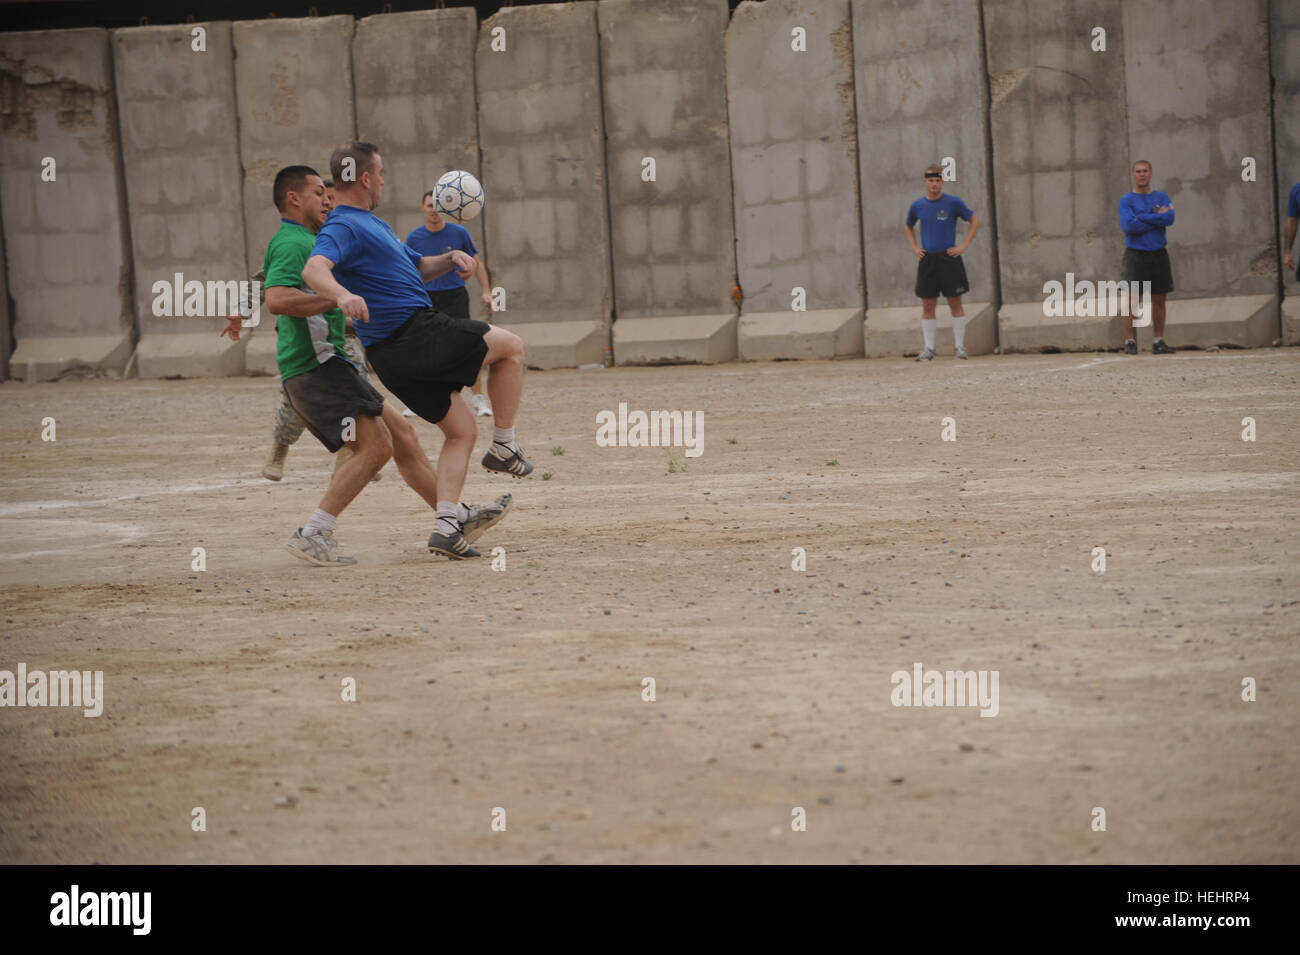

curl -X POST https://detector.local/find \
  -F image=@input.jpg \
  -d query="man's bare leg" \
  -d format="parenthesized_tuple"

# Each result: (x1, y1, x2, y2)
(947, 294, 968, 358)
(481, 325, 524, 428)
(382, 402, 438, 508)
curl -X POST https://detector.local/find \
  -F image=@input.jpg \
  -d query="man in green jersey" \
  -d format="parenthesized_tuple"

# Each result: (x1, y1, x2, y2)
(263, 165, 508, 565)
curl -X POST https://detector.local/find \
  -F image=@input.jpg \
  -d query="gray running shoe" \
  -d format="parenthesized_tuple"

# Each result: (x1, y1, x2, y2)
(286, 528, 356, 566)
(1123, 340, 1138, 355)
(955, 347, 968, 360)
(915, 348, 936, 361)
(1152, 339, 1176, 355)
(428, 528, 481, 559)
(482, 444, 533, 478)
(462, 493, 512, 544)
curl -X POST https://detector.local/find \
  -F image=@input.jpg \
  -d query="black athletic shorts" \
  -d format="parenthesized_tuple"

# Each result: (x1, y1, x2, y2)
(1123, 247, 1174, 295)
(915, 252, 970, 299)
(365, 307, 491, 424)
(428, 285, 471, 321)
(282, 356, 385, 453)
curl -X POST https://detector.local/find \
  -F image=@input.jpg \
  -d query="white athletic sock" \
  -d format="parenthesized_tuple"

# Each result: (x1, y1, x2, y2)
(303, 508, 335, 538)
(951, 314, 967, 350)
(491, 426, 518, 456)
(435, 501, 460, 536)
(457, 502, 471, 523)
(921, 318, 937, 351)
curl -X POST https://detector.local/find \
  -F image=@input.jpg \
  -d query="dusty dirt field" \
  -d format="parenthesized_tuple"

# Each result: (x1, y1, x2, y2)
(1, 349, 1297, 864)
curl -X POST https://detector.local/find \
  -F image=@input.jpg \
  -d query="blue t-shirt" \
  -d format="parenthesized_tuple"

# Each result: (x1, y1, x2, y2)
(1287, 182, 1300, 219)
(1118, 190, 1175, 251)
(311, 205, 434, 347)
(406, 223, 477, 292)
(906, 194, 974, 253)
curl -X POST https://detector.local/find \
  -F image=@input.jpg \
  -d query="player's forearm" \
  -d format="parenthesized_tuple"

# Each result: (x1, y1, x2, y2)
(961, 215, 980, 249)
(301, 256, 349, 304)
(1285, 218, 1297, 253)
(905, 226, 920, 252)
(475, 257, 490, 292)
(266, 287, 337, 318)
(418, 253, 457, 281)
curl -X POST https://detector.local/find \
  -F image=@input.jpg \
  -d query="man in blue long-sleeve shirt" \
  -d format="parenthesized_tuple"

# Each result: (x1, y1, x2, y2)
(1118, 160, 1176, 354)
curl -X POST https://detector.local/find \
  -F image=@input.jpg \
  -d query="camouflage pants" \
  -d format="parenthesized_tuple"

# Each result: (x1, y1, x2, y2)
(273, 334, 371, 446)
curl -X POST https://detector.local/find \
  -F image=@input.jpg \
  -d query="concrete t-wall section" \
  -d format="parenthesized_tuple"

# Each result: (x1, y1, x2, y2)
(232, 14, 356, 374)
(0, 29, 134, 380)
(1270, 0, 1300, 345)
(728, 0, 863, 361)
(476, 2, 610, 370)
(0, 191, 10, 380)
(985, 0, 1132, 353)
(353, 10, 484, 256)
(854, 0, 996, 357)
(1120, 0, 1277, 348)
(602, 0, 737, 365)
(114, 23, 249, 379)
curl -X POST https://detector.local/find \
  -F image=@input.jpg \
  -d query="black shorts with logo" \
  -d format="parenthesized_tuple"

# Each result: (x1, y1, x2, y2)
(915, 252, 970, 299)
(428, 285, 471, 321)
(1123, 247, 1174, 295)
(365, 308, 491, 425)
(282, 356, 385, 453)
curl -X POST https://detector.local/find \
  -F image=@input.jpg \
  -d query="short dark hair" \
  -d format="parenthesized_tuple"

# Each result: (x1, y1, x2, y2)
(272, 165, 319, 212)
(422, 189, 434, 204)
(1132, 159, 1152, 171)
(322, 179, 335, 189)
(329, 141, 380, 185)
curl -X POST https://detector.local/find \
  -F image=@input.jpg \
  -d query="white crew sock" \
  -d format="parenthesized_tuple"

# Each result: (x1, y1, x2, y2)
(435, 501, 460, 536)
(491, 426, 518, 456)
(951, 314, 967, 350)
(303, 508, 335, 538)
(457, 502, 471, 523)
(921, 318, 937, 351)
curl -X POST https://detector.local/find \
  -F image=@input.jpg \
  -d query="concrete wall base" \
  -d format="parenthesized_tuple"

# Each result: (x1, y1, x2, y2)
(136, 333, 247, 379)
(244, 330, 279, 377)
(997, 303, 1121, 354)
(514, 320, 607, 371)
(613, 314, 737, 365)
(1160, 295, 1278, 349)
(1282, 298, 1300, 346)
(9, 335, 133, 381)
(738, 308, 864, 361)
(867, 303, 996, 357)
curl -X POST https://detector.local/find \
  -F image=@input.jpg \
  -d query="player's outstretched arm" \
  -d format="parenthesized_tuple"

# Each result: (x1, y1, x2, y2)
(415, 250, 475, 282)
(475, 255, 492, 308)
(265, 286, 339, 318)
(302, 254, 369, 322)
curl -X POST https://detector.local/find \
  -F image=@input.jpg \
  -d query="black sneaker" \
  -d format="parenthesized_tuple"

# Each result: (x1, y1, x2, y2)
(482, 445, 533, 478)
(427, 528, 481, 559)
(1152, 339, 1176, 354)
(461, 494, 512, 544)
(1123, 340, 1137, 355)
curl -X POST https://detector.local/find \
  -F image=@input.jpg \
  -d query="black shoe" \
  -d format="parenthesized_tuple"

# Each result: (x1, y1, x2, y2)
(461, 493, 512, 544)
(482, 445, 533, 478)
(1123, 340, 1137, 355)
(1152, 339, 1176, 355)
(427, 528, 481, 559)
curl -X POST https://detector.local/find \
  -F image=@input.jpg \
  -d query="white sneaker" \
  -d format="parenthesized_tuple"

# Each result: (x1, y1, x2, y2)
(915, 348, 936, 361)
(955, 346, 968, 360)
(286, 528, 356, 566)
(472, 393, 493, 417)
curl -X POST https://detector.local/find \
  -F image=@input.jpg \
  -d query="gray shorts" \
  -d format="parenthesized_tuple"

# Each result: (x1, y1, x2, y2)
(281, 356, 384, 453)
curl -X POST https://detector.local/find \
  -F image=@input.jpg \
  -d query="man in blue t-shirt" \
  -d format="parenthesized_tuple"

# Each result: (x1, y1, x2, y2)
(407, 190, 495, 417)
(1285, 181, 1300, 282)
(1118, 160, 1176, 355)
(302, 142, 531, 560)
(905, 164, 980, 361)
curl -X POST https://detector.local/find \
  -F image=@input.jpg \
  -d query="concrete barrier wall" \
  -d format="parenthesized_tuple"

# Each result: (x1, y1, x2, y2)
(855, 0, 996, 356)
(232, 15, 356, 285)
(113, 23, 248, 378)
(0, 28, 134, 380)
(0, 191, 9, 380)
(1270, 0, 1300, 344)
(601, 0, 735, 365)
(476, 2, 611, 368)
(353, 9, 484, 260)
(726, 0, 863, 361)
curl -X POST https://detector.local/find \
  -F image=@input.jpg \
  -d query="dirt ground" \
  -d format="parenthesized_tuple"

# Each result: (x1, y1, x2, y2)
(0, 349, 1297, 864)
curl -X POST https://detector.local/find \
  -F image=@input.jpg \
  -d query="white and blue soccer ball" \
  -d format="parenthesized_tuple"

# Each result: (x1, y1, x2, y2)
(434, 170, 484, 223)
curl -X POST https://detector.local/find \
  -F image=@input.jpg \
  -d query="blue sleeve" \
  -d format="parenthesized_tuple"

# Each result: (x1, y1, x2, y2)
(1118, 195, 1151, 236)
(1287, 185, 1300, 218)
(460, 227, 478, 257)
(404, 244, 424, 268)
(311, 221, 353, 265)
(956, 198, 974, 221)
(1141, 199, 1175, 227)
(906, 202, 918, 227)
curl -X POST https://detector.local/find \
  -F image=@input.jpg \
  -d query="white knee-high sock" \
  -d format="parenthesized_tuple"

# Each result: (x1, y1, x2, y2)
(951, 314, 967, 350)
(921, 319, 937, 351)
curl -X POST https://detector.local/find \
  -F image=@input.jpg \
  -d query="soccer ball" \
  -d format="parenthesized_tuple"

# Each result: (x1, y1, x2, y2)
(434, 170, 484, 223)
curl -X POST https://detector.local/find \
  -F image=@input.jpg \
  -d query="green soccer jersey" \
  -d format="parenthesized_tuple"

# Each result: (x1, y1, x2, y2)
(263, 218, 348, 381)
